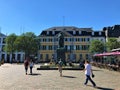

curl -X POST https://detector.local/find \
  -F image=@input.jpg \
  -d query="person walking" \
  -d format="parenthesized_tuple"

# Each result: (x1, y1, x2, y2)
(24, 57, 29, 75)
(84, 60, 96, 87)
(29, 60, 34, 75)
(58, 59, 63, 77)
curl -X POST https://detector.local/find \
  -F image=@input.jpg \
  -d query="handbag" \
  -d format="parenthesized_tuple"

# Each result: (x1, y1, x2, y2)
(92, 73, 95, 78)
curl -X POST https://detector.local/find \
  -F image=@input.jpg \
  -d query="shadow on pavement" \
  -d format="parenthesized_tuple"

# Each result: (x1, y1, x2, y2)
(28, 73, 41, 76)
(96, 86, 114, 90)
(87, 85, 114, 90)
(92, 69, 103, 71)
(62, 75, 76, 78)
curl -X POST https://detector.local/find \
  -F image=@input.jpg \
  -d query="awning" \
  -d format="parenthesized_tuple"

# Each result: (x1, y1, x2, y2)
(94, 52, 120, 57)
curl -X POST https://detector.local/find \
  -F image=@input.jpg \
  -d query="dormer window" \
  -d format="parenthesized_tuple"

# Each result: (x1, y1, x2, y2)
(79, 31, 81, 35)
(47, 31, 49, 35)
(99, 32, 101, 35)
(52, 31, 55, 35)
(63, 28, 66, 30)
(73, 31, 76, 35)
(53, 28, 56, 30)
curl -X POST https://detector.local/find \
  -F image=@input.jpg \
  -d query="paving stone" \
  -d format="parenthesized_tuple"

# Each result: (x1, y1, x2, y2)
(0, 64, 120, 90)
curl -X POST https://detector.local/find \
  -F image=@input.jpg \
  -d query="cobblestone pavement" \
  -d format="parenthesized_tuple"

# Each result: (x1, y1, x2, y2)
(0, 64, 120, 90)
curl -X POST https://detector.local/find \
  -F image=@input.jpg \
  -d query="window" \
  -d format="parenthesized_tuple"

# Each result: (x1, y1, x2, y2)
(76, 38, 78, 42)
(52, 31, 55, 35)
(76, 45, 80, 50)
(43, 38, 46, 42)
(47, 31, 49, 35)
(40, 54, 43, 59)
(48, 38, 50, 42)
(65, 45, 67, 50)
(50, 38, 53, 42)
(79, 31, 81, 34)
(99, 32, 101, 35)
(73, 31, 76, 35)
(83, 38, 85, 42)
(41, 38, 43, 42)
(79, 45, 82, 50)
(82, 45, 84, 50)
(74, 38, 76, 42)
(2, 45, 5, 51)
(56, 38, 58, 41)
(45, 38, 48, 42)
(0, 45, 2, 51)
(85, 38, 90, 42)
(65, 38, 67, 41)
(86, 54, 89, 59)
(101, 39, 103, 41)
(48, 45, 52, 50)
(43, 45, 47, 50)
(79, 38, 82, 42)
(68, 38, 71, 42)
(54, 45, 58, 50)
(70, 45, 73, 50)
(0, 38, 1, 43)
(81, 38, 84, 42)
(81, 45, 89, 50)
(67, 54, 70, 60)
(68, 45, 70, 50)
(45, 54, 49, 60)
(87, 38, 90, 42)
(73, 54, 76, 61)
(39, 46, 41, 50)
(79, 54, 82, 59)
(73, 45, 76, 50)
(2, 38, 6, 43)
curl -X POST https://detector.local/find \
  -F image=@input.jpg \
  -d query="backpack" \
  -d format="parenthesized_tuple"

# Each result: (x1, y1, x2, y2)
(58, 60, 63, 67)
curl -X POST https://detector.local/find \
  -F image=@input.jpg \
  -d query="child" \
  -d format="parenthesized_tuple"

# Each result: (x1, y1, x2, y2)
(58, 59, 63, 77)
(29, 60, 34, 75)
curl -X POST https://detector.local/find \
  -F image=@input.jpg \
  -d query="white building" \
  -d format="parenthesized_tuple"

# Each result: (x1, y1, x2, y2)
(0, 33, 24, 63)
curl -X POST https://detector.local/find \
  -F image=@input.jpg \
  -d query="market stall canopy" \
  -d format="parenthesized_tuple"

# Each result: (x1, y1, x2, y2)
(94, 52, 120, 57)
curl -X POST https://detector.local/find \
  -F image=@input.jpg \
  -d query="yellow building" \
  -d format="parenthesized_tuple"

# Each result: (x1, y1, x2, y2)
(39, 26, 105, 62)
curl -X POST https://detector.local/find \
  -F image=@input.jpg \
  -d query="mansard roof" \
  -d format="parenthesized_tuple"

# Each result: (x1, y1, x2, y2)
(92, 31, 105, 37)
(0, 33, 6, 37)
(103, 25, 120, 37)
(39, 26, 105, 37)
(43, 26, 93, 32)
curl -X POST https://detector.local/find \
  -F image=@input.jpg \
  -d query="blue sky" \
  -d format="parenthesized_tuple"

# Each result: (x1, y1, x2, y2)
(0, 0, 120, 35)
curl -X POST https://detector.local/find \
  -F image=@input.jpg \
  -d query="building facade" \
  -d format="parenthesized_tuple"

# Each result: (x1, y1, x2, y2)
(39, 26, 105, 62)
(0, 33, 24, 63)
(103, 25, 120, 42)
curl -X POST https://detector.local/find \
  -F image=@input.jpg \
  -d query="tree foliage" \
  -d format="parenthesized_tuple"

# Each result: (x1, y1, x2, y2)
(106, 38, 120, 51)
(14, 32, 40, 57)
(89, 40, 105, 54)
(4, 33, 17, 53)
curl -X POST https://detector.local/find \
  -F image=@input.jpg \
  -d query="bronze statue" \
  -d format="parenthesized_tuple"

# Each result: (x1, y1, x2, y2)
(58, 32, 64, 48)
(57, 32, 66, 65)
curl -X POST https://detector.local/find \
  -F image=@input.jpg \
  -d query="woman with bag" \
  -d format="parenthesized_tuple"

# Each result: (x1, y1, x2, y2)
(24, 57, 30, 75)
(84, 60, 96, 87)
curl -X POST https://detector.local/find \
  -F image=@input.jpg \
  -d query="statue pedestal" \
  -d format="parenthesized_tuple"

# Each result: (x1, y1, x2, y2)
(57, 47, 66, 65)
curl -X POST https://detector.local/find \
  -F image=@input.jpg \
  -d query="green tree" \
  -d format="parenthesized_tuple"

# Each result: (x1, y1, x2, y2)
(106, 38, 120, 51)
(14, 32, 40, 58)
(4, 33, 17, 62)
(89, 40, 105, 54)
